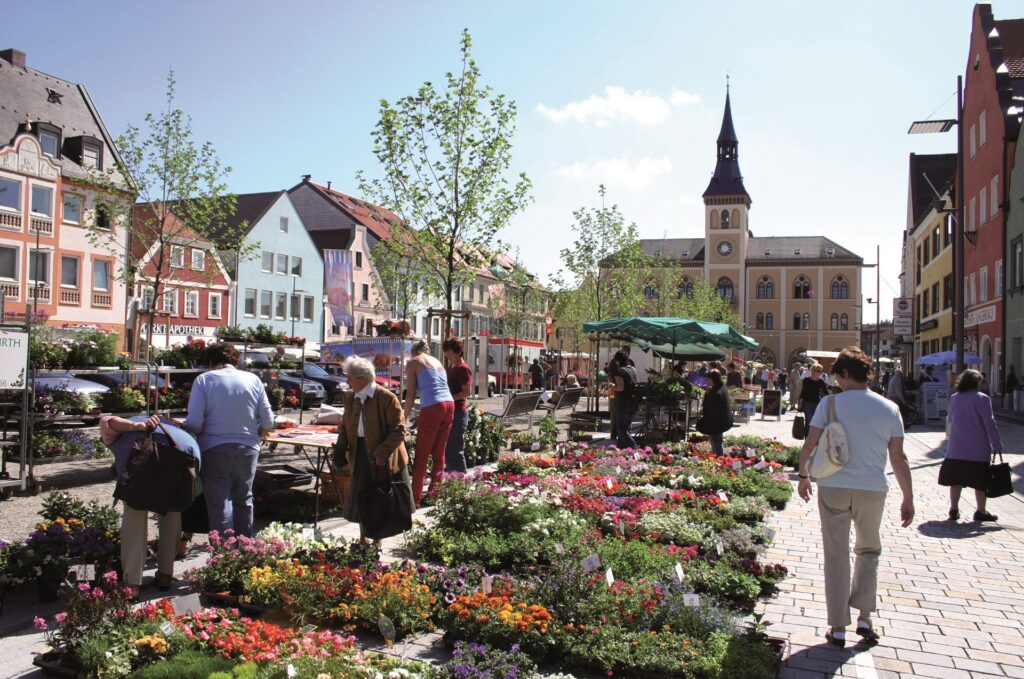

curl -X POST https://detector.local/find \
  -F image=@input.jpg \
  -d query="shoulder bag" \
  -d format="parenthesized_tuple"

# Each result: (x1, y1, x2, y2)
(114, 423, 197, 515)
(809, 396, 849, 479)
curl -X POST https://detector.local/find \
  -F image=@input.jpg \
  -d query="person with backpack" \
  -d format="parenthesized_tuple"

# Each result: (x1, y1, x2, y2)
(697, 369, 733, 455)
(612, 350, 639, 448)
(100, 414, 200, 595)
(797, 346, 914, 648)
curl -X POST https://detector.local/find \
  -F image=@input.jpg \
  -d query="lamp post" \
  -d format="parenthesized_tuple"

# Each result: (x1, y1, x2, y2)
(909, 76, 964, 375)
(290, 276, 306, 338)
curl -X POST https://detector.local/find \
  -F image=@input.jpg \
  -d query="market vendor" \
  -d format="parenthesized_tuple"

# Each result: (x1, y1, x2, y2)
(100, 414, 201, 595)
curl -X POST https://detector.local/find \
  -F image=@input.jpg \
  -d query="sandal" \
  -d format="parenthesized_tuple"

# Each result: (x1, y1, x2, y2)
(856, 620, 880, 643)
(825, 629, 846, 648)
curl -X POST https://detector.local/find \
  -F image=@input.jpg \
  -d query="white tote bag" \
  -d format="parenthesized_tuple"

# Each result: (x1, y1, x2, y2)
(810, 396, 849, 479)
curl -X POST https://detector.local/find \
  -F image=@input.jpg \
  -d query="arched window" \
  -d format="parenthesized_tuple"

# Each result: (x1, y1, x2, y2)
(831, 275, 849, 299)
(766, 313, 774, 330)
(840, 313, 849, 330)
(793, 313, 801, 330)
(710, 211, 720, 229)
(678, 278, 693, 299)
(716, 276, 733, 300)
(830, 313, 839, 330)
(644, 285, 659, 300)
(721, 209, 730, 228)
(840, 281, 848, 298)
(731, 209, 740, 229)
(756, 276, 775, 299)
(802, 313, 811, 330)
(756, 313, 764, 330)
(793, 276, 811, 299)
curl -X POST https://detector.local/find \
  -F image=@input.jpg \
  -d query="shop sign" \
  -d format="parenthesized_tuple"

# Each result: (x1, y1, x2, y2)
(0, 330, 28, 389)
(892, 317, 912, 336)
(918, 319, 939, 331)
(964, 305, 997, 329)
(147, 324, 217, 337)
(893, 298, 913, 316)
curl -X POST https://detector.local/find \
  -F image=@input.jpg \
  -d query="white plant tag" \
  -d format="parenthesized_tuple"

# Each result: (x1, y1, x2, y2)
(746, 448, 756, 458)
(683, 593, 700, 607)
(566, 483, 574, 494)
(74, 563, 95, 582)
(732, 461, 742, 471)
(481, 575, 493, 594)
(301, 527, 315, 540)
(617, 519, 625, 534)
(754, 461, 767, 470)
(738, 468, 744, 477)
(633, 452, 641, 461)
(718, 490, 729, 503)
(606, 479, 614, 490)
(299, 624, 317, 634)
(582, 553, 602, 573)
(716, 541, 724, 556)
(160, 621, 174, 635)
(653, 490, 667, 501)
(687, 474, 698, 485)
(674, 563, 685, 583)
(287, 664, 297, 678)
(605, 567, 615, 586)
(615, 465, 622, 475)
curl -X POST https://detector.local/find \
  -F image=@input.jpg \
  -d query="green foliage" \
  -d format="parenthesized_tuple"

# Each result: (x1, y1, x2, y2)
(101, 386, 148, 413)
(464, 406, 505, 466)
(538, 415, 558, 448)
(358, 29, 532, 313)
(129, 650, 235, 679)
(266, 385, 284, 411)
(635, 510, 713, 546)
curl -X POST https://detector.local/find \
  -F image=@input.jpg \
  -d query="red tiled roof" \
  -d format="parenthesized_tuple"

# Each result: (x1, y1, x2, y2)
(307, 181, 399, 240)
(996, 19, 1024, 79)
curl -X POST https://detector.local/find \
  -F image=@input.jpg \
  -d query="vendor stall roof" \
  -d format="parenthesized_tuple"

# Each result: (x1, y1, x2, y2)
(582, 317, 757, 351)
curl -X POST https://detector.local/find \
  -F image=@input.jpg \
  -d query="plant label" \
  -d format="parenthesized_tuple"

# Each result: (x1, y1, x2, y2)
(718, 490, 729, 503)
(716, 542, 724, 556)
(746, 448, 756, 458)
(605, 567, 615, 586)
(287, 664, 297, 678)
(633, 452, 641, 461)
(653, 490, 667, 501)
(160, 621, 174, 635)
(738, 469, 744, 477)
(615, 465, 622, 475)
(481, 575, 493, 595)
(172, 593, 203, 616)
(74, 563, 95, 582)
(683, 593, 700, 607)
(582, 553, 602, 573)
(754, 461, 767, 470)
(566, 484, 574, 494)
(617, 519, 625, 534)
(299, 624, 317, 634)
(606, 479, 614, 490)
(301, 527, 315, 540)
(687, 474, 698, 485)
(732, 460, 742, 471)
(674, 563, 685, 583)
(554, 543, 565, 555)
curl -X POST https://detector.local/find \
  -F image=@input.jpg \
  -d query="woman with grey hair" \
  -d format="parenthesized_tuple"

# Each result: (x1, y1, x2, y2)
(403, 339, 454, 506)
(335, 355, 413, 543)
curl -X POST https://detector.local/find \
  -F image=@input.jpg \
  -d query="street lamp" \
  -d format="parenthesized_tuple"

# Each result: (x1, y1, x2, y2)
(290, 276, 306, 338)
(908, 77, 964, 374)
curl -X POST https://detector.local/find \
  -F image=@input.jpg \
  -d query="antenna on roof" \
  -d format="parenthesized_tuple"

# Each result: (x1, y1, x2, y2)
(301, 174, 311, 182)
(726, 72, 730, 91)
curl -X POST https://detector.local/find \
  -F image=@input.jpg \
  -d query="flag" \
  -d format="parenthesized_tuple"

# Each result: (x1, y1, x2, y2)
(324, 249, 354, 329)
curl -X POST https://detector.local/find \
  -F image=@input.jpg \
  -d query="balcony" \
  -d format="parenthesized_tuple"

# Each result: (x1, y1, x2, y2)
(0, 281, 19, 300)
(0, 211, 21, 232)
(28, 284, 51, 304)
(29, 217, 53, 237)
(59, 288, 81, 305)
(92, 291, 112, 308)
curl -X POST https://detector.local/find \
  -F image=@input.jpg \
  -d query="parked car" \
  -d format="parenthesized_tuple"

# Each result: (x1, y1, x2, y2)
(35, 372, 111, 397)
(276, 373, 326, 409)
(285, 363, 347, 403)
(475, 374, 497, 397)
(73, 369, 168, 391)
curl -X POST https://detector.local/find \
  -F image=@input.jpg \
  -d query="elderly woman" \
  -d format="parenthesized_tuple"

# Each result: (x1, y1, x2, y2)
(797, 364, 830, 426)
(100, 414, 200, 594)
(338, 355, 413, 543)
(941, 369, 1003, 522)
(403, 339, 454, 506)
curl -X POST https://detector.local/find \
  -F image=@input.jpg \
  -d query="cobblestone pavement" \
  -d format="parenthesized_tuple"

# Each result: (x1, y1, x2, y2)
(745, 408, 1024, 679)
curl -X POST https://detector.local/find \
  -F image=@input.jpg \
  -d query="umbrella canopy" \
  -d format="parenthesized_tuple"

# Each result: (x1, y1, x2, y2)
(583, 317, 757, 351)
(915, 351, 982, 366)
(633, 338, 726, 361)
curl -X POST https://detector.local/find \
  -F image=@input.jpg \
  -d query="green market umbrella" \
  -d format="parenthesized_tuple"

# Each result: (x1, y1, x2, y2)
(583, 317, 757, 352)
(633, 338, 726, 361)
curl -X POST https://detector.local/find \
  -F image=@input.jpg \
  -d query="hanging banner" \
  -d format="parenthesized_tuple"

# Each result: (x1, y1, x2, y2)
(324, 249, 354, 329)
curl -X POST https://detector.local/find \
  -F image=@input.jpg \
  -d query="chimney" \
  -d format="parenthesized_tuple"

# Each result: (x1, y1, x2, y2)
(301, 174, 311, 182)
(327, 181, 332, 190)
(0, 49, 25, 68)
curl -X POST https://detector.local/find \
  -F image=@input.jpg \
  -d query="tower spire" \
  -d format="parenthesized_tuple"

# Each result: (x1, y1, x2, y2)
(703, 84, 749, 202)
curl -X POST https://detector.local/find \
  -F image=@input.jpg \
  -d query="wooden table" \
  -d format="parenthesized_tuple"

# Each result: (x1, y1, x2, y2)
(265, 425, 340, 527)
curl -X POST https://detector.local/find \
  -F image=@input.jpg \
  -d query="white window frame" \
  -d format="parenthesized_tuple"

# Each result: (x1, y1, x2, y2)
(980, 266, 988, 303)
(190, 248, 205, 271)
(980, 187, 987, 226)
(279, 216, 288, 233)
(82, 142, 101, 170)
(170, 245, 185, 268)
(1015, 241, 1024, 289)
(30, 184, 53, 217)
(290, 256, 302, 277)
(28, 249, 51, 285)
(980, 110, 987, 147)
(209, 292, 222, 319)
(275, 292, 287, 319)
(139, 285, 155, 311)
(0, 177, 21, 213)
(275, 253, 288, 275)
(970, 124, 976, 158)
(261, 251, 273, 273)
(0, 244, 18, 280)
(243, 289, 256, 317)
(260, 290, 272, 318)
(184, 290, 199, 318)
(60, 254, 79, 288)
(39, 130, 59, 158)
(302, 295, 314, 322)
(62, 193, 83, 224)
(162, 290, 178, 315)
(93, 259, 111, 293)
(995, 260, 1003, 298)
(991, 175, 999, 218)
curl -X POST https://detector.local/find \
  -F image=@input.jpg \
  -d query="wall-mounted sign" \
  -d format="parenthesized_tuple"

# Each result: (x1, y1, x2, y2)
(145, 324, 217, 337)
(965, 305, 997, 329)
(893, 298, 913, 316)
(918, 319, 939, 331)
(893, 317, 913, 336)
(0, 330, 28, 389)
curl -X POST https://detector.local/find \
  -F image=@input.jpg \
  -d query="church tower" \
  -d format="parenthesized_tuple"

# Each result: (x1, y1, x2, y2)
(703, 84, 750, 313)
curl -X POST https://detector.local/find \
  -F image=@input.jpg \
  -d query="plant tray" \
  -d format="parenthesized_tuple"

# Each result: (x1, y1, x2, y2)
(255, 464, 312, 489)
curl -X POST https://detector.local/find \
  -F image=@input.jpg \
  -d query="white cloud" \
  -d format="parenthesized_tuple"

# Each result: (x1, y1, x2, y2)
(554, 156, 673, 192)
(536, 86, 700, 126)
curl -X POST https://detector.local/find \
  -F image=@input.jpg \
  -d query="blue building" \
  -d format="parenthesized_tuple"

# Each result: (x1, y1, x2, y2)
(220, 191, 324, 342)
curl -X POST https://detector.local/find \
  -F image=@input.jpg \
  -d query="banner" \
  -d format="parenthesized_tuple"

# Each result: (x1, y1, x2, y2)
(324, 249, 354, 329)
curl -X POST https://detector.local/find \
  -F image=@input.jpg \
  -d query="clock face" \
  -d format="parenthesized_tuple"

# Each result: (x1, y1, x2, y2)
(717, 241, 733, 257)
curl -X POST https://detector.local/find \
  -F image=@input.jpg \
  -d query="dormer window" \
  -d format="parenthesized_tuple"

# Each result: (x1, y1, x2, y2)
(82, 142, 101, 169)
(825, 247, 836, 257)
(680, 249, 689, 257)
(764, 248, 771, 256)
(35, 122, 61, 158)
(794, 248, 801, 256)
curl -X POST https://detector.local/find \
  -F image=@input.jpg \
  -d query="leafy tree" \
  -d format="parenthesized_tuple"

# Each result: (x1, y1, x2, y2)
(85, 73, 255, 360)
(486, 253, 544, 384)
(358, 29, 532, 326)
(641, 266, 740, 328)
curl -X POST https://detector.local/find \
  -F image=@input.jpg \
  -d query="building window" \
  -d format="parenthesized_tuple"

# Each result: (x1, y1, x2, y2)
(276, 253, 288, 275)
(644, 285, 659, 300)
(0, 177, 20, 211)
(82, 142, 101, 170)
(969, 198, 976, 232)
(756, 313, 764, 330)
(286, 294, 298, 320)
(39, 129, 59, 158)
(716, 277, 733, 300)
(162, 290, 177, 315)
(1012, 239, 1023, 290)
(980, 187, 987, 226)
(139, 286, 155, 311)
(840, 313, 848, 331)
(831, 313, 839, 331)
(290, 256, 302, 276)
(932, 282, 939, 315)
(209, 293, 222, 318)
(190, 249, 205, 271)
(60, 255, 79, 288)
(63, 194, 82, 224)
(922, 289, 930, 319)
(95, 204, 111, 230)
(980, 266, 988, 303)
(31, 185, 53, 217)
(244, 288, 257, 317)
(678, 278, 693, 298)
(830, 276, 848, 299)
(303, 295, 314, 322)
(944, 274, 953, 308)
(355, 251, 363, 268)
(970, 124, 976, 158)
(802, 313, 810, 330)
(765, 313, 773, 330)
(932, 226, 940, 258)
(170, 245, 185, 268)
(260, 290, 272, 318)
(184, 290, 199, 317)
(29, 250, 50, 284)
(944, 213, 952, 247)
(0, 246, 16, 280)
(991, 175, 999, 218)
(979, 110, 986, 147)
(793, 313, 801, 330)
(721, 209, 730, 228)
(279, 216, 288, 233)
(361, 283, 369, 302)
(261, 251, 273, 273)
(793, 276, 811, 299)
(996, 259, 1003, 298)
(275, 292, 287, 319)
(757, 277, 774, 299)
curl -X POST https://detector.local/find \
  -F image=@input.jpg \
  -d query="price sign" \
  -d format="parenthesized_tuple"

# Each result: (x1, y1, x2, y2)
(74, 564, 95, 582)
(718, 490, 729, 503)
(301, 527, 315, 540)
(716, 542, 724, 556)
(605, 567, 615, 586)
(674, 563, 685, 583)
(683, 593, 700, 607)
(173, 593, 203, 616)
(582, 553, 602, 573)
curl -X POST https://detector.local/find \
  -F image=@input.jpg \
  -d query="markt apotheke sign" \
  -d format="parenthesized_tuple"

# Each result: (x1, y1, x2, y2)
(0, 330, 28, 389)
(145, 324, 217, 337)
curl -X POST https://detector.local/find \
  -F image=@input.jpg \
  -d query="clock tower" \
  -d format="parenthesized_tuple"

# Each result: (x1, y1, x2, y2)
(703, 85, 750, 316)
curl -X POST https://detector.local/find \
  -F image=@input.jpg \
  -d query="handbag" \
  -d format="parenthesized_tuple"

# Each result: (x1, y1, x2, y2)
(792, 414, 805, 440)
(356, 464, 415, 540)
(114, 423, 197, 515)
(986, 451, 1013, 498)
(809, 396, 849, 479)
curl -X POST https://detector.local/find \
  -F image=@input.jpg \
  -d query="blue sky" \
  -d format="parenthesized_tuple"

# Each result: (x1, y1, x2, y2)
(10, 0, 1013, 320)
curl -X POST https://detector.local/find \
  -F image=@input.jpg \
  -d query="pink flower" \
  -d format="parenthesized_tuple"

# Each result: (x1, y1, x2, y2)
(33, 616, 48, 631)
(102, 570, 118, 584)
(54, 612, 67, 624)
(199, 631, 210, 641)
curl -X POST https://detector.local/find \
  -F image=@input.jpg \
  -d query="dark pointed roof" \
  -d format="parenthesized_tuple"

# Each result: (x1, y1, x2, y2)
(703, 90, 750, 201)
(907, 153, 956, 230)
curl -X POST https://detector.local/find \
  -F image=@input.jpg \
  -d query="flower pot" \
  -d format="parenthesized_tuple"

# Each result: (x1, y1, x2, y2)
(36, 577, 61, 603)
(319, 470, 351, 505)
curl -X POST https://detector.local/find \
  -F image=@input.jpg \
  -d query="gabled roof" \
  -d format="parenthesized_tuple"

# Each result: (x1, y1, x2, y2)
(293, 180, 398, 240)
(908, 153, 956, 229)
(0, 49, 125, 185)
(995, 18, 1024, 79)
(639, 238, 706, 262)
(746, 236, 861, 262)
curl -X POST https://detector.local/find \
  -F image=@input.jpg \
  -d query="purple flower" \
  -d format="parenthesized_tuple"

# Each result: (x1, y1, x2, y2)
(445, 592, 456, 604)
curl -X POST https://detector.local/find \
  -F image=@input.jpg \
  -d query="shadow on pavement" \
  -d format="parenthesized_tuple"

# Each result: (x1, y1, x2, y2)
(783, 640, 878, 677)
(916, 518, 1003, 539)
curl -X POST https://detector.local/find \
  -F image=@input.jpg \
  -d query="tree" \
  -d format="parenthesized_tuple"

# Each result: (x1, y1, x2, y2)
(642, 266, 741, 328)
(368, 223, 424, 322)
(85, 73, 255, 360)
(487, 253, 544, 386)
(358, 29, 532, 330)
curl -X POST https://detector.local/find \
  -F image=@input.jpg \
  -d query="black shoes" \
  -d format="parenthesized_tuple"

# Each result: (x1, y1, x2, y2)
(948, 508, 960, 521)
(974, 511, 998, 522)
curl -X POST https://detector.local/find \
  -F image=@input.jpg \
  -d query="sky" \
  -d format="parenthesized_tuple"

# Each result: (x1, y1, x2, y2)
(6, 0, 1013, 321)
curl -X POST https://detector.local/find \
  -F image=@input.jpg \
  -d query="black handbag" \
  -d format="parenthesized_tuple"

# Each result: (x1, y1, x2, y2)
(357, 464, 414, 540)
(114, 424, 196, 516)
(986, 451, 1013, 498)
(792, 414, 806, 440)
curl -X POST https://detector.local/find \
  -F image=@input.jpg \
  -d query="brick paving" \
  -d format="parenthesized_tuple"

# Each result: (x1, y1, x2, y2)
(742, 409, 1024, 679)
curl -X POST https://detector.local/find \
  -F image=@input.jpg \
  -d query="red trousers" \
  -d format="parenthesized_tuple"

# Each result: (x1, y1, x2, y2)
(412, 401, 454, 506)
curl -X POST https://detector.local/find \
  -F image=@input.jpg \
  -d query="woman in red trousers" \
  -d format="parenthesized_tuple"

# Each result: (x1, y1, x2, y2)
(403, 339, 454, 506)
